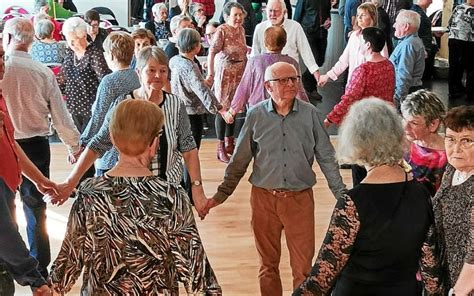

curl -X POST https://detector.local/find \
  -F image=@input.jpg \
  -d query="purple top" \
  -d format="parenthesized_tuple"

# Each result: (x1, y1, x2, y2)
(230, 53, 309, 113)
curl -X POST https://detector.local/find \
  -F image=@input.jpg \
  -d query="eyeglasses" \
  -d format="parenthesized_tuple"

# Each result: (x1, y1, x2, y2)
(268, 76, 300, 85)
(445, 136, 474, 149)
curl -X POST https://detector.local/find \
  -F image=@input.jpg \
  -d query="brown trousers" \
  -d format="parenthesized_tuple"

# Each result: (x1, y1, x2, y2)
(250, 186, 315, 296)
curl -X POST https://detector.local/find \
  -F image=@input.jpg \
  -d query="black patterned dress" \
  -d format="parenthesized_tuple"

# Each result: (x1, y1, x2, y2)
(50, 176, 221, 295)
(432, 164, 474, 290)
(293, 179, 443, 296)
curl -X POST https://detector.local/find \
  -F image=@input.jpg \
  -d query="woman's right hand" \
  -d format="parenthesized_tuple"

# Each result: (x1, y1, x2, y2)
(205, 74, 214, 87)
(318, 74, 330, 87)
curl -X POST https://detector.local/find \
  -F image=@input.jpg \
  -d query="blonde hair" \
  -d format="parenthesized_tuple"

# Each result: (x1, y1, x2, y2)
(358, 2, 378, 27)
(103, 31, 135, 65)
(110, 99, 165, 156)
(337, 98, 405, 167)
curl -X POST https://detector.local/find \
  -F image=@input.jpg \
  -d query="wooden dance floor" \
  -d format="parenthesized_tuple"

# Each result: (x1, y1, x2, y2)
(14, 139, 352, 295)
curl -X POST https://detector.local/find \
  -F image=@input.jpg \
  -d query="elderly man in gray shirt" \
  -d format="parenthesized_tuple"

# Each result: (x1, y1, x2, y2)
(205, 62, 346, 296)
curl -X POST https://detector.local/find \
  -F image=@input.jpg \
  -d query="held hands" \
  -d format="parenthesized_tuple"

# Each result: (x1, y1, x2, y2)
(33, 284, 52, 296)
(192, 190, 210, 220)
(43, 181, 76, 206)
(323, 18, 331, 30)
(67, 146, 84, 165)
(318, 74, 330, 87)
(220, 109, 234, 124)
(313, 70, 321, 83)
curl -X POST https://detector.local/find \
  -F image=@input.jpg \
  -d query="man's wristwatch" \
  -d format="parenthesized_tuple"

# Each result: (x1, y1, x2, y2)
(191, 180, 202, 187)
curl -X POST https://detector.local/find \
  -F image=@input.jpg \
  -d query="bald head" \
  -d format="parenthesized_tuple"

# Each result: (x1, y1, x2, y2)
(264, 62, 298, 82)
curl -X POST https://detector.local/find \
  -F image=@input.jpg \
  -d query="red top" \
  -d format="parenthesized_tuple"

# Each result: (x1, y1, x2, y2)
(192, 0, 215, 17)
(0, 94, 21, 192)
(327, 59, 395, 125)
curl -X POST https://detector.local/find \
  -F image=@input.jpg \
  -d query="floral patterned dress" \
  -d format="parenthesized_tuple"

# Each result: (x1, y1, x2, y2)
(50, 175, 221, 295)
(209, 23, 247, 110)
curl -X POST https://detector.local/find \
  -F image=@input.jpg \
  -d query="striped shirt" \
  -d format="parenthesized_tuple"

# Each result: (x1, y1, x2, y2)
(87, 92, 196, 184)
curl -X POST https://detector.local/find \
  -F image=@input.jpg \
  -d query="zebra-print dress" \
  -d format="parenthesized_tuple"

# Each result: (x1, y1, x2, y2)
(50, 175, 221, 295)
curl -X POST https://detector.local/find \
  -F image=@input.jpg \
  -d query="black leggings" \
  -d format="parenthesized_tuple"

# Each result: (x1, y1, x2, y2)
(215, 113, 235, 140)
(188, 114, 203, 149)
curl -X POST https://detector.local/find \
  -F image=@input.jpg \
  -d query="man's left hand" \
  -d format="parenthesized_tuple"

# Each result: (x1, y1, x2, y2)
(313, 70, 321, 82)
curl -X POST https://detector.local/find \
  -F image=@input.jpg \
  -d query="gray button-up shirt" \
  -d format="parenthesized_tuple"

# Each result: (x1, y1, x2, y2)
(214, 98, 346, 203)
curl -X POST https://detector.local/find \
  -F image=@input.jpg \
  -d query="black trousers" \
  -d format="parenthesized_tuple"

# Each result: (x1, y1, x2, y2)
(71, 113, 95, 179)
(449, 38, 474, 99)
(17, 137, 51, 280)
(188, 114, 204, 149)
(302, 30, 328, 93)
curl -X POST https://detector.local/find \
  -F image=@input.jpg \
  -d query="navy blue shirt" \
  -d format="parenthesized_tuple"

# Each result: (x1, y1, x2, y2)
(344, 0, 360, 30)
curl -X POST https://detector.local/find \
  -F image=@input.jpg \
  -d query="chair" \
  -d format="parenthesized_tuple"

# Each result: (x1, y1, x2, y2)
(91, 7, 119, 25)
(3, 6, 29, 15)
(2, 13, 25, 22)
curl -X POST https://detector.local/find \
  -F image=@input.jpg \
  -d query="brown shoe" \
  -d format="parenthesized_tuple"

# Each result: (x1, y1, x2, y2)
(224, 136, 235, 156)
(217, 141, 230, 163)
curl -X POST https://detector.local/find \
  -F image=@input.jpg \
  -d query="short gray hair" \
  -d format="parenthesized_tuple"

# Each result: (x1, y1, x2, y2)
(152, 3, 168, 14)
(34, 0, 48, 13)
(264, 61, 297, 82)
(170, 15, 192, 36)
(401, 89, 446, 129)
(177, 28, 201, 53)
(34, 19, 54, 40)
(223, 2, 247, 19)
(62, 17, 88, 38)
(136, 46, 169, 71)
(4, 17, 35, 47)
(337, 98, 405, 167)
(396, 9, 421, 30)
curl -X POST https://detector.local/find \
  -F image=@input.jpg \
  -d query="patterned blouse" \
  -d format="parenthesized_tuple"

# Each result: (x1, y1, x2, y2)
(326, 59, 395, 125)
(87, 92, 196, 184)
(169, 55, 221, 115)
(50, 175, 221, 295)
(58, 44, 111, 117)
(294, 181, 443, 295)
(30, 40, 66, 64)
(432, 164, 474, 287)
(404, 142, 447, 196)
(448, 4, 474, 42)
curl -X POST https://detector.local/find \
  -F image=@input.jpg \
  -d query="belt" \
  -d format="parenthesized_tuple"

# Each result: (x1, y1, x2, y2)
(264, 188, 307, 198)
(16, 136, 49, 143)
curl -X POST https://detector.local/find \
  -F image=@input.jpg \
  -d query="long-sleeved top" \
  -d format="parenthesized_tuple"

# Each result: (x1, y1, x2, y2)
(2, 50, 80, 153)
(169, 55, 221, 115)
(251, 19, 320, 74)
(88, 92, 196, 184)
(389, 33, 425, 102)
(47, 0, 74, 19)
(86, 28, 110, 52)
(293, 180, 443, 295)
(326, 29, 389, 84)
(231, 53, 308, 113)
(0, 97, 46, 289)
(448, 4, 474, 42)
(411, 4, 433, 52)
(80, 69, 140, 170)
(433, 164, 474, 287)
(294, 0, 332, 34)
(50, 175, 221, 295)
(327, 59, 395, 125)
(30, 40, 66, 64)
(213, 98, 346, 203)
(58, 44, 111, 118)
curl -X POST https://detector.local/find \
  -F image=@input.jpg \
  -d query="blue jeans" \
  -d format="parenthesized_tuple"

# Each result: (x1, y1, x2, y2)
(17, 137, 51, 280)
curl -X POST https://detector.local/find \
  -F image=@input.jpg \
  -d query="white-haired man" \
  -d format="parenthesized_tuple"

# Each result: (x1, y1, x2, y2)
(205, 62, 346, 295)
(2, 17, 80, 280)
(389, 9, 425, 107)
(251, 0, 322, 100)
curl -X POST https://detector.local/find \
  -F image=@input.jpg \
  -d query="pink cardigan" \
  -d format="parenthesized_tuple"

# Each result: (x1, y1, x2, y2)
(326, 29, 389, 84)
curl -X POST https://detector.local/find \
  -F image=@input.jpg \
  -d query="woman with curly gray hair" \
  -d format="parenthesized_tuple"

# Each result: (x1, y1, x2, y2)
(294, 98, 443, 295)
